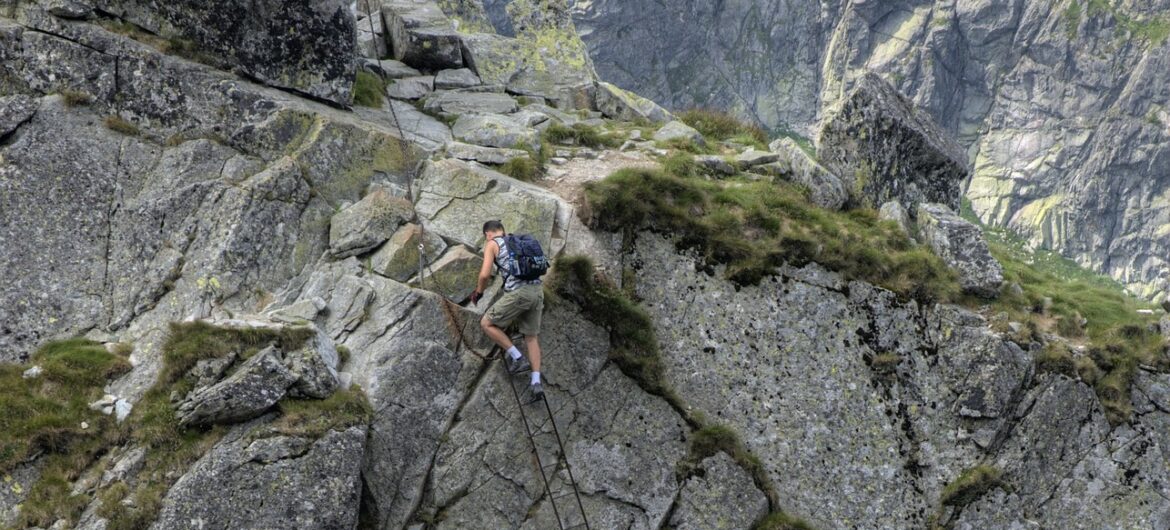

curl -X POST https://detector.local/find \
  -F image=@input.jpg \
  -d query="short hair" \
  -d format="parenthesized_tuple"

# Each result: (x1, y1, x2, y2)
(482, 220, 505, 234)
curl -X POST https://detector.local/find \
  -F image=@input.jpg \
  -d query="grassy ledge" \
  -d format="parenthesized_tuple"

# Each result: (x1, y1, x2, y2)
(0, 321, 361, 530)
(960, 200, 1167, 425)
(0, 339, 132, 527)
(583, 162, 959, 303)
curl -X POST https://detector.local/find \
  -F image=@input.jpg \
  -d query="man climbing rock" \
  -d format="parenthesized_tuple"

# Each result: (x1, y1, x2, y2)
(471, 220, 546, 399)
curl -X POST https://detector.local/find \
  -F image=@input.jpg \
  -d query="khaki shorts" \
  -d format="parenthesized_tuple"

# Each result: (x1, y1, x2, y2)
(486, 284, 544, 336)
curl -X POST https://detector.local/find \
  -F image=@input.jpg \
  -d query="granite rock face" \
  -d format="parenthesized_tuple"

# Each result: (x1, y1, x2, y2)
(818, 73, 969, 212)
(917, 203, 1004, 297)
(150, 421, 366, 530)
(92, 0, 357, 104)
(628, 232, 1170, 529)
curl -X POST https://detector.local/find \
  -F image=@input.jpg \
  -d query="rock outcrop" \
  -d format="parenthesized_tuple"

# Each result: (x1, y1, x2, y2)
(628, 232, 1169, 528)
(818, 73, 968, 212)
(93, 0, 357, 104)
(150, 420, 366, 529)
(917, 203, 1004, 297)
(0, 12, 416, 365)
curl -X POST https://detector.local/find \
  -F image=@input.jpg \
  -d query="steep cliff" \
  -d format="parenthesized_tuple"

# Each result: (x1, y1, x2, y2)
(571, 0, 1170, 302)
(1, 1, 1169, 529)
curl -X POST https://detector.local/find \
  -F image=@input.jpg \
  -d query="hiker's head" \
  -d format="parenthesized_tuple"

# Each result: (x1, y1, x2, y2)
(483, 220, 505, 239)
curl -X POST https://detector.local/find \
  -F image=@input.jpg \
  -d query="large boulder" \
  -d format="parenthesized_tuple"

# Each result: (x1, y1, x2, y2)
(91, 0, 357, 105)
(151, 420, 366, 529)
(817, 73, 968, 212)
(411, 245, 481, 302)
(595, 81, 672, 123)
(329, 188, 415, 258)
(668, 453, 769, 530)
(916, 203, 1004, 297)
(458, 5, 596, 109)
(176, 345, 298, 427)
(451, 113, 538, 151)
(768, 137, 847, 210)
(411, 158, 565, 250)
(381, 0, 465, 70)
(653, 120, 703, 145)
(369, 222, 447, 282)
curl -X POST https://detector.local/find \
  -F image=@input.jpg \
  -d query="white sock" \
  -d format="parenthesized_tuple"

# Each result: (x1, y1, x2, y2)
(531, 371, 541, 385)
(507, 346, 522, 360)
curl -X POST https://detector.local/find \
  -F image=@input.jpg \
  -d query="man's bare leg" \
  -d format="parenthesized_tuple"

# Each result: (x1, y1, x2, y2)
(479, 315, 514, 352)
(525, 335, 541, 373)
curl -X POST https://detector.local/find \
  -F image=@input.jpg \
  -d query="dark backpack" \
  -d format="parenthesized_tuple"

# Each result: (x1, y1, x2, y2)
(500, 234, 550, 281)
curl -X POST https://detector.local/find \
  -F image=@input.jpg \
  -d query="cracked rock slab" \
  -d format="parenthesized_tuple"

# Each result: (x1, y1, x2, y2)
(176, 345, 297, 427)
(370, 222, 448, 282)
(669, 453, 769, 530)
(0, 94, 36, 138)
(411, 158, 564, 250)
(329, 188, 415, 258)
(151, 420, 365, 529)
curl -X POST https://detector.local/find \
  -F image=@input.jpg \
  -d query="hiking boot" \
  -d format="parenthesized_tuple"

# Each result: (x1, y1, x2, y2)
(529, 381, 544, 401)
(505, 354, 531, 374)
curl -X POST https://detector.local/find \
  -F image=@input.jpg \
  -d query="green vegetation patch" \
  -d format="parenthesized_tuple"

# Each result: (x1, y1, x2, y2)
(93, 321, 317, 530)
(541, 122, 621, 149)
(264, 388, 372, 439)
(584, 167, 959, 302)
(497, 155, 541, 182)
(678, 108, 767, 147)
(754, 512, 818, 530)
(104, 115, 141, 136)
(940, 465, 1006, 508)
(353, 71, 387, 108)
(60, 89, 94, 106)
(0, 339, 131, 527)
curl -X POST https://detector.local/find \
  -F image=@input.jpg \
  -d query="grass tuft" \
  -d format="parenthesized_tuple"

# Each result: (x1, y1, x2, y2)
(497, 155, 541, 182)
(939, 465, 1005, 507)
(105, 115, 141, 136)
(678, 108, 767, 147)
(542, 122, 620, 149)
(354, 71, 387, 108)
(264, 388, 372, 439)
(61, 88, 94, 106)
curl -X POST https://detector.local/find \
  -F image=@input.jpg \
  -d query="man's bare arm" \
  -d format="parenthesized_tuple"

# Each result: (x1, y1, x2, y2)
(476, 240, 498, 294)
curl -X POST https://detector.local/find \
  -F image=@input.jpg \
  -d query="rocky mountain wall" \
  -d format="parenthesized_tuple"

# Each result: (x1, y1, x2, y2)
(2, 1, 1169, 529)
(570, 0, 1170, 301)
